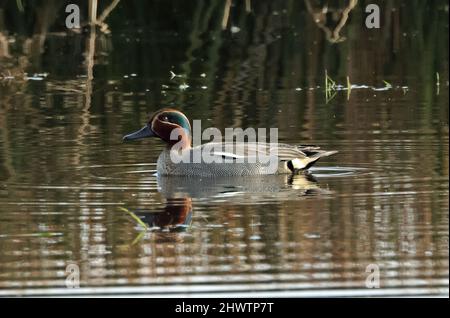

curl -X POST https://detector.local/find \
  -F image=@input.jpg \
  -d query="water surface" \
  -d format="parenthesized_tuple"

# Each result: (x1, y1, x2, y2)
(0, 0, 448, 296)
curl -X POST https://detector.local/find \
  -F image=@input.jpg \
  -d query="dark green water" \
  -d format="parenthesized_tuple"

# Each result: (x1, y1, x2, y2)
(0, 0, 448, 296)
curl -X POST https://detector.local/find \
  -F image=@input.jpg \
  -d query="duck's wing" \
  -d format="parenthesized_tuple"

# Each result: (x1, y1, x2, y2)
(195, 142, 337, 170)
(196, 142, 280, 160)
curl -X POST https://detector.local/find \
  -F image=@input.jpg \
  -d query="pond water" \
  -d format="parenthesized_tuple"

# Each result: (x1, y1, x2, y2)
(0, 0, 448, 296)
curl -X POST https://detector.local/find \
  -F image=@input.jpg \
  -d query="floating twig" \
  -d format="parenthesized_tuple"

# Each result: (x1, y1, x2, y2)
(436, 72, 440, 95)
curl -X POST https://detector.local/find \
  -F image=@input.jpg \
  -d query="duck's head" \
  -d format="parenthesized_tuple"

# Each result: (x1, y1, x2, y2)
(123, 108, 191, 149)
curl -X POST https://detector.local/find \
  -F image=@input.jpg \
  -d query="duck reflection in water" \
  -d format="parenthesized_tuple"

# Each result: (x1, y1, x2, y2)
(156, 172, 328, 201)
(139, 197, 193, 232)
(125, 172, 329, 236)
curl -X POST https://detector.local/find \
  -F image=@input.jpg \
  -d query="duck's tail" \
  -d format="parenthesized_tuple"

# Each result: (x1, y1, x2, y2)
(288, 150, 338, 172)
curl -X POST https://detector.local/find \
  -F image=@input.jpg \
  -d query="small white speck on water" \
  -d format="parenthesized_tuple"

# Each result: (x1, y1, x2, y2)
(206, 224, 224, 228)
(304, 232, 321, 239)
(230, 26, 241, 33)
(179, 83, 189, 90)
(25, 76, 44, 81)
(295, 87, 302, 91)
(201, 86, 208, 89)
(130, 73, 137, 77)
(200, 73, 206, 78)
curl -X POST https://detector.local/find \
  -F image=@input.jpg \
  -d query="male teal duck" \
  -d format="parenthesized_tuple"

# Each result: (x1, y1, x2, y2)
(123, 108, 337, 177)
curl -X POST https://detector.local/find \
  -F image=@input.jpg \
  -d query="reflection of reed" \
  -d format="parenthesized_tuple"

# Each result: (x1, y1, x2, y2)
(73, 25, 96, 166)
(98, 0, 121, 23)
(222, 0, 252, 30)
(222, 0, 232, 29)
(305, 0, 358, 43)
(74, 0, 120, 165)
(89, 0, 98, 25)
(83, 0, 121, 33)
(97, 0, 121, 33)
(0, 32, 10, 58)
(0, 1, 60, 77)
(0, 0, 447, 294)
(180, 1, 211, 78)
(0, 106, 15, 182)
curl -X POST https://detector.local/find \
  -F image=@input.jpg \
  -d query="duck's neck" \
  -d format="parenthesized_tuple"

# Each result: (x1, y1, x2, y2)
(153, 121, 192, 150)
(164, 131, 192, 150)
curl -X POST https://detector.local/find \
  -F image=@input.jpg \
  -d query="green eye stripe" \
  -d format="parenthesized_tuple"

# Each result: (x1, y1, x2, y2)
(166, 112, 191, 135)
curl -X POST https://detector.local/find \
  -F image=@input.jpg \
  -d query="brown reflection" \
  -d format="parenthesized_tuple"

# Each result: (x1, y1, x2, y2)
(121, 173, 324, 247)
(0, 32, 10, 58)
(305, 0, 358, 43)
(124, 173, 322, 238)
(139, 198, 193, 231)
(0, 1, 60, 77)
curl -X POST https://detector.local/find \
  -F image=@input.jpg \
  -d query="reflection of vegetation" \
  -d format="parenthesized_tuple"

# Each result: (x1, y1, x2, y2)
(305, 0, 358, 43)
(89, 0, 121, 33)
(346, 76, 351, 100)
(0, 0, 448, 290)
(119, 207, 148, 230)
(222, 0, 252, 30)
(119, 206, 148, 246)
(324, 70, 337, 103)
(119, 196, 193, 240)
(436, 72, 440, 95)
(15, 0, 24, 12)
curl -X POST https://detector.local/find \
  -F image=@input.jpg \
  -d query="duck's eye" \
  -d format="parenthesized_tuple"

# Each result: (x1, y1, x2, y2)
(161, 115, 169, 122)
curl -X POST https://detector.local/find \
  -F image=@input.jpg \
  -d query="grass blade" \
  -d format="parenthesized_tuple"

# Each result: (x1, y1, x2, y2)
(119, 207, 148, 230)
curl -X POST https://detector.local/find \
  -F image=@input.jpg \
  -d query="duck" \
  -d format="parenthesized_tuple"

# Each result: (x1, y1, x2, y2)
(123, 108, 337, 177)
